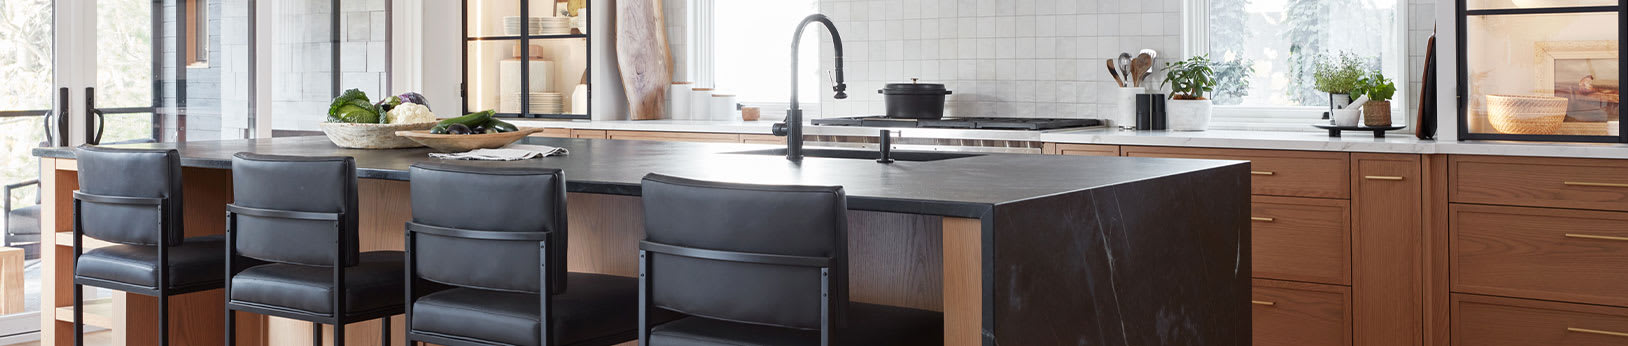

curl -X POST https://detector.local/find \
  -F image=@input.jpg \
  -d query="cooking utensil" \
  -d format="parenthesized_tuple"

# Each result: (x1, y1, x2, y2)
(878, 78, 953, 119)
(1138, 49, 1158, 60)
(1131, 53, 1154, 87)
(1117, 53, 1133, 83)
(1106, 59, 1126, 87)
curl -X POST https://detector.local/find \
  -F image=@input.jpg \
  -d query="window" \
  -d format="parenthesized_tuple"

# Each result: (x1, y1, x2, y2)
(186, 0, 207, 67)
(689, 0, 821, 116)
(1193, 0, 1407, 130)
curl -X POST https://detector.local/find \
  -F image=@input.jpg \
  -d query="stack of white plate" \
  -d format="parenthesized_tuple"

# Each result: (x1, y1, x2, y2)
(537, 17, 572, 35)
(503, 92, 564, 114)
(503, 16, 544, 36)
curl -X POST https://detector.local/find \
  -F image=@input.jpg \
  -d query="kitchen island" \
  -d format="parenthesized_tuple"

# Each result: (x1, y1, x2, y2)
(32, 136, 1250, 346)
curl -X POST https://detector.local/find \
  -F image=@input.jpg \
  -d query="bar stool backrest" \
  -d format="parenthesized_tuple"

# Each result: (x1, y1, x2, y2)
(640, 174, 848, 331)
(230, 153, 359, 267)
(73, 146, 184, 246)
(408, 163, 568, 294)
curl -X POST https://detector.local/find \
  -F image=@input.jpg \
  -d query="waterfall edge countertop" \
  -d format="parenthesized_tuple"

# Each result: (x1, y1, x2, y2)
(34, 135, 1246, 218)
(32, 136, 1253, 345)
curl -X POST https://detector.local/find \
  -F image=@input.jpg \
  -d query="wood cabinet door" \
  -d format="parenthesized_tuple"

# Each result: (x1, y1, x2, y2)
(1453, 294, 1628, 346)
(1251, 196, 1351, 285)
(1451, 204, 1628, 307)
(1350, 153, 1423, 346)
(1253, 279, 1353, 346)
(1121, 146, 1351, 199)
(1044, 143, 1121, 156)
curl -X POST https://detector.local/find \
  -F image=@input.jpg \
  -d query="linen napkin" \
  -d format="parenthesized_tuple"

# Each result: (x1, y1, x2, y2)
(429, 145, 569, 161)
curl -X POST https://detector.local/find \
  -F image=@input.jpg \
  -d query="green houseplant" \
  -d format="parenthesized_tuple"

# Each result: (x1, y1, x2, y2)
(1355, 71, 1398, 126)
(1161, 55, 1218, 131)
(1313, 52, 1367, 108)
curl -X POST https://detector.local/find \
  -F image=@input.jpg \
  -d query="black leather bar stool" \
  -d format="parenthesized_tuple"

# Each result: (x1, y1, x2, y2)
(71, 146, 228, 346)
(636, 174, 944, 346)
(224, 153, 402, 346)
(404, 163, 677, 346)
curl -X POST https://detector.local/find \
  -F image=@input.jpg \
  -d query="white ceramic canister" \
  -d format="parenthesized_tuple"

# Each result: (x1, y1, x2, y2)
(689, 88, 714, 120)
(710, 94, 738, 121)
(1115, 86, 1144, 129)
(668, 82, 692, 119)
(571, 84, 589, 115)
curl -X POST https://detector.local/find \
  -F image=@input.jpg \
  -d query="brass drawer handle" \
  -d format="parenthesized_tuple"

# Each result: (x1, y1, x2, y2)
(1250, 217, 1275, 222)
(1251, 300, 1276, 306)
(1565, 181, 1628, 188)
(1568, 327, 1628, 337)
(1565, 233, 1628, 242)
(1364, 175, 1404, 181)
(1250, 171, 1275, 176)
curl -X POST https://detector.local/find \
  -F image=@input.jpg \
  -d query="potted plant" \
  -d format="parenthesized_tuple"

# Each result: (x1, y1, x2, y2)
(1355, 71, 1397, 126)
(1161, 55, 1216, 131)
(1313, 52, 1366, 109)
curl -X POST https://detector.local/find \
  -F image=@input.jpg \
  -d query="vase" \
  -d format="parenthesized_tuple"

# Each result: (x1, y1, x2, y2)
(1166, 99, 1213, 131)
(1363, 100, 1392, 127)
(1329, 93, 1353, 109)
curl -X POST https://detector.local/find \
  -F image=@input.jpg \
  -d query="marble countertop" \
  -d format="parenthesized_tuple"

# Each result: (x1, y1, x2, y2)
(512, 119, 1628, 159)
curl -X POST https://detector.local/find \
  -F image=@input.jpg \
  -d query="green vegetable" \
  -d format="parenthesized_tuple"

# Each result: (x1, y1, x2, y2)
(327, 89, 380, 123)
(431, 110, 496, 134)
(483, 118, 518, 133)
(374, 96, 403, 123)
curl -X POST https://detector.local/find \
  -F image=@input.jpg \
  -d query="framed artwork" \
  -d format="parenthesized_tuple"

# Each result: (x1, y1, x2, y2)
(1534, 40, 1619, 124)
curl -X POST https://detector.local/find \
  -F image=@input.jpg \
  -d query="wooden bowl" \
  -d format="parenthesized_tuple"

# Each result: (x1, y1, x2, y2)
(319, 122, 437, 149)
(394, 127, 545, 152)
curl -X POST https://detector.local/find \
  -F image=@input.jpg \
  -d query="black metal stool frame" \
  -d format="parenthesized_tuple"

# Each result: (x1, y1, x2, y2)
(635, 241, 835, 346)
(223, 204, 396, 346)
(71, 192, 219, 346)
(401, 221, 596, 346)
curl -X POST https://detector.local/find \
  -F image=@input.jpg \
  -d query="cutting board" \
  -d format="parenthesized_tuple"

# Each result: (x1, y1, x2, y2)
(616, 0, 672, 120)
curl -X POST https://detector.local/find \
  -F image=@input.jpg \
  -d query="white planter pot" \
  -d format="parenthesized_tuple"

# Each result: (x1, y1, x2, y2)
(1166, 99, 1213, 131)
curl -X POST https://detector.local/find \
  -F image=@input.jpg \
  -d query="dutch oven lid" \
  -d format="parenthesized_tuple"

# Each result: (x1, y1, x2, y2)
(879, 78, 952, 95)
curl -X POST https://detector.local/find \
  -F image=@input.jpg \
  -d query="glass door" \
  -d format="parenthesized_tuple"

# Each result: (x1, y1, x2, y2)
(0, 1, 57, 343)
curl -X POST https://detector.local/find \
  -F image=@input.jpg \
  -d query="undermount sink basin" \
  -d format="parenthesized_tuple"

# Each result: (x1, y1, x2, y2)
(727, 148, 984, 162)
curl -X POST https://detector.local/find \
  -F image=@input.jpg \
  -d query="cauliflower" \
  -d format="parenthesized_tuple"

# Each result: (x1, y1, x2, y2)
(387, 103, 435, 124)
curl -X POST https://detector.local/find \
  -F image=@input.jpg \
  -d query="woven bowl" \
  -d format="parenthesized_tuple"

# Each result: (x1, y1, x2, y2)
(319, 122, 437, 149)
(1485, 94, 1568, 135)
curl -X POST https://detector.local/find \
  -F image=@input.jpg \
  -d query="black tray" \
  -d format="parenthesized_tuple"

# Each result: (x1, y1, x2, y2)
(1313, 124, 1407, 138)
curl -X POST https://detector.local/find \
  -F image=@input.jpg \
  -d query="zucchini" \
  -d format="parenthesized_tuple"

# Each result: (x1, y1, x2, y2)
(431, 110, 495, 134)
(483, 118, 518, 133)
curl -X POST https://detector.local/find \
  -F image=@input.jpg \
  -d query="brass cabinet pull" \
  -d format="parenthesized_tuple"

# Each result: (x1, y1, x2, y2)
(1250, 217, 1275, 222)
(1250, 300, 1276, 306)
(1567, 327, 1628, 337)
(1565, 233, 1628, 242)
(1565, 181, 1628, 188)
(1250, 171, 1275, 176)
(1364, 175, 1404, 181)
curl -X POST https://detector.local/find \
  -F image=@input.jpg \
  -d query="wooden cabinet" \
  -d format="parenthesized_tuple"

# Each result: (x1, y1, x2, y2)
(1251, 196, 1351, 285)
(1451, 204, 1628, 307)
(1122, 146, 1351, 199)
(740, 134, 784, 145)
(605, 130, 740, 143)
(572, 129, 608, 139)
(1452, 294, 1628, 346)
(1452, 155, 1628, 212)
(1045, 143, 1120, 156)
(1351, 153, 1425, 346)
(1253, 279, 1353, 346)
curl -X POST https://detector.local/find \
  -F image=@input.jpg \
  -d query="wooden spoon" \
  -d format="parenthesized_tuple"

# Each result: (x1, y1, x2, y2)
(1130, 53, 1154, 87)
(1106, 59, 1126, 88)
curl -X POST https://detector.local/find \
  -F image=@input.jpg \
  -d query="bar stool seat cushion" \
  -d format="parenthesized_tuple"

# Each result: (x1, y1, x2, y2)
(411, 272, 679, 346)
(647, 302, 944, 346)
(230, 251, 404, 315)
(74, 234, 226, 290)
(6, 205, 39, 238)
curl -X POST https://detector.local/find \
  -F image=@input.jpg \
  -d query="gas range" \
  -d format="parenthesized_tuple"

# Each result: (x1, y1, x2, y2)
(810, 116, 1102, 131)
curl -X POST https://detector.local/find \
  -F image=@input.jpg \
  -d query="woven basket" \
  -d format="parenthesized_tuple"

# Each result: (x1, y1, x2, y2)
(1363, 101, 1392, 127)
(1485, 94, 1568, 134)
(320, 122, 437, 149)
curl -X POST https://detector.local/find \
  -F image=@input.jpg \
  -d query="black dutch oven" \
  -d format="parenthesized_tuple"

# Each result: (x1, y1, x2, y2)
(879, 79, 952, 119)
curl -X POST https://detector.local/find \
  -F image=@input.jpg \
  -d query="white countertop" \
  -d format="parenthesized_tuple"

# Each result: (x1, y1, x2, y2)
(511, 119, 1628, 159)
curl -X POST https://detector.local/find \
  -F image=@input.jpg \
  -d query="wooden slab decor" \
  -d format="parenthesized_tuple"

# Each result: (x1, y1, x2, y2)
(616, 0, 672, 120)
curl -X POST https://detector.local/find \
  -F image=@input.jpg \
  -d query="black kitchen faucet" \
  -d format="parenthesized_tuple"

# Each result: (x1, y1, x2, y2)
(772, 13, 846, 162)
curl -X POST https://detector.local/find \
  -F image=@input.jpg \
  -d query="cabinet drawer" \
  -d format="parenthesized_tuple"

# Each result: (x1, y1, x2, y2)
(605, 130, 740, 143)
(1046, 143, 1121, 157)
(1452, 155, 1628, 212)
(1253, 279, 1351, 346)
(1451, 204, 1628, 307)
(1122, 146, 1349, 199)
(531, 128, 573, 138)
(739, 134, 785, 145)
(1453, 294, 1628, 346)
(1251, 196, 1350, 285)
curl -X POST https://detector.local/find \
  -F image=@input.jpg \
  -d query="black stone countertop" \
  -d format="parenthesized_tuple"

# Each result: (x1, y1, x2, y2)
(35, 136, 1245, 218)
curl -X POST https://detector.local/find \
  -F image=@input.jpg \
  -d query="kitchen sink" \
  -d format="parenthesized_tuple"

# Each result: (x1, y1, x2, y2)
(727, 148, 984, 162)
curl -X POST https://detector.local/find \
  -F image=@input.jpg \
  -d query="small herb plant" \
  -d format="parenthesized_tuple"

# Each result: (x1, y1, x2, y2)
(1313, 52, 1366, 95)
(1162, 55, 1216, 100)
(1355, 71, 1397, 102)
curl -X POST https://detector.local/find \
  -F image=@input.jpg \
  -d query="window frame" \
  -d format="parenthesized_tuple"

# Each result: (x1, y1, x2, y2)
(1184, 0, 1412, 131)
(678, 0, 821, 120)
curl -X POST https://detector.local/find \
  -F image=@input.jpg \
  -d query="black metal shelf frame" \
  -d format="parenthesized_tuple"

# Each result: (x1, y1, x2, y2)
(461, 1, 592, 120)
(1456, 0, 1628, 143)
